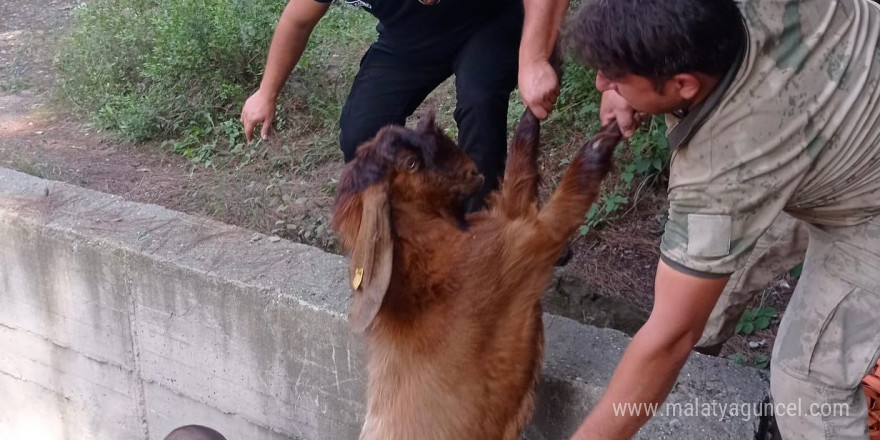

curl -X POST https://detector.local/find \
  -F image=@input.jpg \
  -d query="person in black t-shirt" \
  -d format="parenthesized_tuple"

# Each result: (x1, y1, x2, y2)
(241, 0, 523, 212)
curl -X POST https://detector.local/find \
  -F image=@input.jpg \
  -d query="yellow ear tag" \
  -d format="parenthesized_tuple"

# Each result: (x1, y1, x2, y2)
(352, 267, 364, 290)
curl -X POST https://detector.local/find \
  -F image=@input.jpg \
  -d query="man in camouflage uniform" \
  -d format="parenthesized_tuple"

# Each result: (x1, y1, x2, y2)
(519, 0, 880, 438)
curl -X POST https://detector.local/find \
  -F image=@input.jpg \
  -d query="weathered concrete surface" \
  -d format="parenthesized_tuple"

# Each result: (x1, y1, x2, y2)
(0, 167, 770, 440)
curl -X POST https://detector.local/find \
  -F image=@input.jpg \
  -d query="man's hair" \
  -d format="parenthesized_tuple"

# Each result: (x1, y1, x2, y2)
(565, 0, 745, 83)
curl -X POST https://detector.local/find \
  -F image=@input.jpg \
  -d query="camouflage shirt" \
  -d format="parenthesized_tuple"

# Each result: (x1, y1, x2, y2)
(661, 0, 880, 277)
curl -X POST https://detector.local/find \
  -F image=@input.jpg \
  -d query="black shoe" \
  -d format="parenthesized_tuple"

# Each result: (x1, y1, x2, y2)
(555, 244, 573, 267)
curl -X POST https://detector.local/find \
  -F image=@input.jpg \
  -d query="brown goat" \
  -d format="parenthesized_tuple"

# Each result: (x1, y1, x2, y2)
(331, 109, 621, 440)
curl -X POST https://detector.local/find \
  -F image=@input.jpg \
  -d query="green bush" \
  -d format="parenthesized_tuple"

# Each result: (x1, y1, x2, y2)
(736, 307, 778, 335)
(55, 0, 375, 146)
(56, 0, 285, 141)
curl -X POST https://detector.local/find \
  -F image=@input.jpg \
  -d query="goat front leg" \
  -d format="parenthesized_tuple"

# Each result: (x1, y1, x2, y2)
(537, 121, 622, 245)
(498, 109, 541, 218)
(499, 47, 563, 219)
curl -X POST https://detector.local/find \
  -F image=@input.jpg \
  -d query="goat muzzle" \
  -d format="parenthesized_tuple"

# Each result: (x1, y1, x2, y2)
(468, 169, 484, 188)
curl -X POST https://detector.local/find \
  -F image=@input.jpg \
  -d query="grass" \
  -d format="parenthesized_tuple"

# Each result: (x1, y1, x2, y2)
(0, 77, 32, 93)
(11, 158, 47, 179)
(54, 1, 375, 161)
(55, 0, 281, 141)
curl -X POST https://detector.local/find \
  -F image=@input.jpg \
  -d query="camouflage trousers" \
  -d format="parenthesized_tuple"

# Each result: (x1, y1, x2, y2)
(694, 213, 880, 438)
(770, 216, 880, 439)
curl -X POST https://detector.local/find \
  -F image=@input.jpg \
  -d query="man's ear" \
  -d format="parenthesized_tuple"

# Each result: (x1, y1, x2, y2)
(671, 73, 703, 102)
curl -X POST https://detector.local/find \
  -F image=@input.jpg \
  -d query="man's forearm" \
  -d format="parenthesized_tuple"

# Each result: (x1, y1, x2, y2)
(520, 0, 569, 64)
(571, 261, 729, 439)
(259, 2, 325, 98)
(571, 325, 694, 439)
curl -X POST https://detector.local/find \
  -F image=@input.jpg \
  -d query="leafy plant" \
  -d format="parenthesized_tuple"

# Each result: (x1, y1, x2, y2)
(729, 351, 770, 369)
(729, 352, 748, 366)
(580, 192, 628, 235)
(620, 116, 669, 185)
(753, 353, 770, 369)
(735, 307, 778, 335)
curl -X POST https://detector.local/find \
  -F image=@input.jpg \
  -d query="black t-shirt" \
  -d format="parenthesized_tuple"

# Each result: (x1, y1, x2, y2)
(314, 0, 519, 59)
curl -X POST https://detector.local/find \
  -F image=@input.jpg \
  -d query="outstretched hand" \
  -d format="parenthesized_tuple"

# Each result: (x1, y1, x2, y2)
(241, 89, 276, 142)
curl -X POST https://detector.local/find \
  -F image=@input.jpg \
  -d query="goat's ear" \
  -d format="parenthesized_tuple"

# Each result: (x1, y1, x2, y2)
(347, 184, 393, 333)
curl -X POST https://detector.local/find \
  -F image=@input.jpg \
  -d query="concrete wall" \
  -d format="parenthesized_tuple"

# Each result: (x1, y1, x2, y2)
(0, 167, 770, 440)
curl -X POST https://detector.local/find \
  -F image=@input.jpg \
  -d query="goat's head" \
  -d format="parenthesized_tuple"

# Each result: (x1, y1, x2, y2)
(331, 111, 482, 333)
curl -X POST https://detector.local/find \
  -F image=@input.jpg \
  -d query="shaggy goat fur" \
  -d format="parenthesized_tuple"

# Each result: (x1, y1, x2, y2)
(331, 109, 621, 440)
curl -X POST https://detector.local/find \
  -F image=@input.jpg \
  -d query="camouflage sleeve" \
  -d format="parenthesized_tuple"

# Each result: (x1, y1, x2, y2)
(659, 128, 810, 278)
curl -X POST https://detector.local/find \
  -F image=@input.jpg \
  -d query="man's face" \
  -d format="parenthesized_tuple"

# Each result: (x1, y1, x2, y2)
(595, 70, 688, 115)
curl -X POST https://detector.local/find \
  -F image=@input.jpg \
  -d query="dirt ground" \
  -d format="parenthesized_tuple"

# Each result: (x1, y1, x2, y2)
(0, 0, 792, 365)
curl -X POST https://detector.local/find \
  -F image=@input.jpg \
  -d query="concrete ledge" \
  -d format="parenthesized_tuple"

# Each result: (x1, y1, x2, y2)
(0, 167, 769, 439)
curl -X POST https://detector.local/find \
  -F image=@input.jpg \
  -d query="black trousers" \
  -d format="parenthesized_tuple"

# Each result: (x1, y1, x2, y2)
(338, 2, 523, 212)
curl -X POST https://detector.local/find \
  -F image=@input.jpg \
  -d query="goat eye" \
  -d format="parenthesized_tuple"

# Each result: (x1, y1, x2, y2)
(406, 158, 419, 171)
